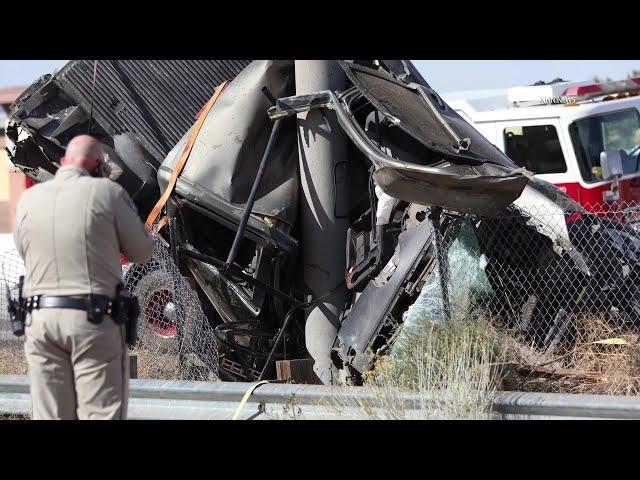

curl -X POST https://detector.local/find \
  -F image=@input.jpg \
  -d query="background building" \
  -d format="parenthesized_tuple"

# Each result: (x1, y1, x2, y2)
(0, 86, 26, 233)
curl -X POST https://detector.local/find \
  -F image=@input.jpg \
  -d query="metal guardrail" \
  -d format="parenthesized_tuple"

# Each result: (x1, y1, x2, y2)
(1, 375, 640, 419)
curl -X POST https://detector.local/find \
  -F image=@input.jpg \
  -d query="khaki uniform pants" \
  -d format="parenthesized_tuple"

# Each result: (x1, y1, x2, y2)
(24, 308, 129, 420)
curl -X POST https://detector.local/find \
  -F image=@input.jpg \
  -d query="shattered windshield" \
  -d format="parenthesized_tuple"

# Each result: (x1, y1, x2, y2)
(569, 108, 640, 182)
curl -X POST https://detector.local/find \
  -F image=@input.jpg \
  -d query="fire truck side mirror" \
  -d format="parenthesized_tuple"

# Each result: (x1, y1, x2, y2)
(600, 150, 623, 180)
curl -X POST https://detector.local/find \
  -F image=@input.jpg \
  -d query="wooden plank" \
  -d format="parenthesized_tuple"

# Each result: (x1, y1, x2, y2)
(517, 364, 602, 382)
(276, 359, 318, 384)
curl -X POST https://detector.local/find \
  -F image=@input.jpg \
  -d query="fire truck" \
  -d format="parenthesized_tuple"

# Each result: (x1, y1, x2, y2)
(445, 77, 640, 223)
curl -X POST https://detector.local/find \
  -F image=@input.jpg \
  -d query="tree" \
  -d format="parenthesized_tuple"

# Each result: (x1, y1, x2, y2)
(593, 75, 613, 84)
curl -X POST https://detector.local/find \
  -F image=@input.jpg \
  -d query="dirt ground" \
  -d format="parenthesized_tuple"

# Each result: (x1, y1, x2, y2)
(0, 340, 181, 381)
(0, 341, 27, 375)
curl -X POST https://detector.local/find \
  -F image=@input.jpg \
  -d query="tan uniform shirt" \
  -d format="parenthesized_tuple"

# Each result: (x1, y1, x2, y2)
(13, 165, 154, 298)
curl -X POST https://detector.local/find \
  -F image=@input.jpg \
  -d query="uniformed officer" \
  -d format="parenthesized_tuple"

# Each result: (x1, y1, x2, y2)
(13, 134, 154, 420)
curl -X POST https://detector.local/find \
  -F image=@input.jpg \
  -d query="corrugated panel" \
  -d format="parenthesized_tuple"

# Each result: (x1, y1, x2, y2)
(55, 60, 252, 161)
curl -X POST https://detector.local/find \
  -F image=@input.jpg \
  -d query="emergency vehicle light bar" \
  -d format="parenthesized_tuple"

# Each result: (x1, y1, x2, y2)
(562, 77, 640, 100)
(508, 77, 640, 106)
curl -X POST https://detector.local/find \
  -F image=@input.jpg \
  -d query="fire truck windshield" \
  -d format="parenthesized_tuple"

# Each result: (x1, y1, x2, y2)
(569, 108, 640, 183)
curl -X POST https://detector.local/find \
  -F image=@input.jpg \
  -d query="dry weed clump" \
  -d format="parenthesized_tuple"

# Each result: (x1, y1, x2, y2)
(328, 313, 513, 419)
(515, 313, 640, 396)
(328, 309, 640, 420)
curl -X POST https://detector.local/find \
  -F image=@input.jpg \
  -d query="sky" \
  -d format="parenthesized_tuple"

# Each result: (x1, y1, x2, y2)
(1, 59, 640, 94)
(413, 60, 640, 93)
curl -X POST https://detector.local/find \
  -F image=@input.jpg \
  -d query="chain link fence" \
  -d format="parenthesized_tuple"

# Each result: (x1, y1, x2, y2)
(405, 201, 640, 394)
(0, 248, 25, 342)
(0, 233, 219, 381)
(124, 234, 219, 381)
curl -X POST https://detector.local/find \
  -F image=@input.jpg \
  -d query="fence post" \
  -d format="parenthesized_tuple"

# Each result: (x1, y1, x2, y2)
(129, 354, 138, 379)
(431, 207, 451, 321)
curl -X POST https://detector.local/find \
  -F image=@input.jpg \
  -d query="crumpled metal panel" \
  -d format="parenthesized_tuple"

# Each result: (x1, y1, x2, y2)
(339, 61, 518, 169)
(53, 60, 252, 162)
(7, 60, 252, 218)
(372, 163, 530, 217)
(334, 217, 436, 373)
(10, 60, 252, 163)
(158, 60, 299, 227)
(268, 85, 529, 217)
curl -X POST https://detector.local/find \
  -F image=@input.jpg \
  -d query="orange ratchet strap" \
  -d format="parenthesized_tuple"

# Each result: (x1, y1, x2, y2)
(145, 81, 229, 229)
(157, 216, 170, 232)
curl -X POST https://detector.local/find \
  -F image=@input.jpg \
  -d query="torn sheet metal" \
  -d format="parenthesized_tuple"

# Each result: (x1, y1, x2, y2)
(512, 183, 572, 248)
(269, 89, 529, 216)
(338, 61, 520, 168)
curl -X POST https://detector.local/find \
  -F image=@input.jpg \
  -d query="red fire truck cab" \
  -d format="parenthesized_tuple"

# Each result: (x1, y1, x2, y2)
(446, 77, 640, 225)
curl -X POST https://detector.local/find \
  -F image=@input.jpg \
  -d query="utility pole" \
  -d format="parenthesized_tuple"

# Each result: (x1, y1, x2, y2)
(295, 60, 350, 384)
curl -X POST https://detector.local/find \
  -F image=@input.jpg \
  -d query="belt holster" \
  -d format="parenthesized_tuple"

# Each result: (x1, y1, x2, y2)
(113, 283, 140, 348)
(87, 296, 109, 324)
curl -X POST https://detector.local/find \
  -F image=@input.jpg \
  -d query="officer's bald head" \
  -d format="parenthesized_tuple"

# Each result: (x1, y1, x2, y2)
(60, 135, 105, 173)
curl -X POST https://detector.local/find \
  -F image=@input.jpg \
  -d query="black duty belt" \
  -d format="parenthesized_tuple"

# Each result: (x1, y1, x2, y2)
(26, 294, 115, 318)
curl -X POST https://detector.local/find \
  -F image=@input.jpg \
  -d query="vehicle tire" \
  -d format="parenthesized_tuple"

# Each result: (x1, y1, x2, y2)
(131, 268, 180, 353)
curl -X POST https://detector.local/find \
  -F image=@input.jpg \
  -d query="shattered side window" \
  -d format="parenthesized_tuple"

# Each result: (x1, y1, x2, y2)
(503, 125, 567, 174)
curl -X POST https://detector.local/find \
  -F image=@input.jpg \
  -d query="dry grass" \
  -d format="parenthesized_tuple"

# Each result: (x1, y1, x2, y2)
(0, 341, 182, 380)
(515, 314, 640, 396)
(0, 413, 30, 420)
(327, 314, 512, 419)
(326, 310, 640, 420)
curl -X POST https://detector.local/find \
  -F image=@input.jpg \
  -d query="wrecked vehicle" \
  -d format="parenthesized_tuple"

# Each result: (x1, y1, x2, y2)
(6, 59, 640, 385)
